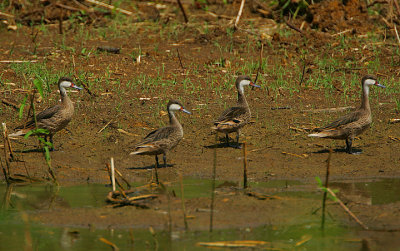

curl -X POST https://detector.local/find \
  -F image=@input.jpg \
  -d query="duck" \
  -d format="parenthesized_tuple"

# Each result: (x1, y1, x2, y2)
(130, 100, 191, 181)
(308, 75, 385, 154)
(212, 75, 260, 148)
(9, 77, 82, 150)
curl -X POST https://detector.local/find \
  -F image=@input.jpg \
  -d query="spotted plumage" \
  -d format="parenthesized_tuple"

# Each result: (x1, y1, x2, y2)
(212, 75, 260, 148)
(308, 75, 385, 154)
(130, 99, 191, 171)
(9, 77, 82, 149)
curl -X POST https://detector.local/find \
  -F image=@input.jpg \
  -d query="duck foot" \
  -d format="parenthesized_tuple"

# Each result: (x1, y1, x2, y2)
(225, 143, 241, 149)
(346, 148, 362, 155)
(230, 143, 242, 149)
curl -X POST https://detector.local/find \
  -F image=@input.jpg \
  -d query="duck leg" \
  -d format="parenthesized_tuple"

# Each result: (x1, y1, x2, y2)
(225, 134, 230, 146)
(235, 130, 242, 149)
(346, 137, 361, 154)
(153, 155, 159, 184)
(49, 134, 54, 151)
(163, 154, 167, 168)
(345, 138, 352, 154)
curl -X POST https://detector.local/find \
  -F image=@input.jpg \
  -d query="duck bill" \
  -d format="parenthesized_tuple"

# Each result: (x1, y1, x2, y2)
(250, 82, 261, 88)
(181, 108, 191, 114)
(375, 82, 386, 88)
(71, 83, 83, 90)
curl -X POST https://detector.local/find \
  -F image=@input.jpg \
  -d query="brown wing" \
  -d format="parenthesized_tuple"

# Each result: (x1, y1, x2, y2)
(136, 126, 175, 146)
(317, 110, 361, 131)
(16, 105, 62, 129)
(214, 106, 246, 124)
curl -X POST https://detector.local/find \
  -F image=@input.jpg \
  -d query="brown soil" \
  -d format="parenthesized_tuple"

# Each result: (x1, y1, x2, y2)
(1, 0, 400, 246)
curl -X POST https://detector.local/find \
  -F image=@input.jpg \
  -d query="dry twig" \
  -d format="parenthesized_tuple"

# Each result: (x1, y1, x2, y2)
(55, 3, 82, 12)
(0, 11, 14, 18)
(84, 0, 133, 15)
(98, 120, 113, 133)
(110, 157, 116, 192)
(285, 21, 304, 35)
(176, 0, 188, 23)
(106, 190, 157, 208)
(234, 0, 246, 29)
(246, 191, 280, 200)
(0, 60, 38, 63)
(1, 99, 20, 110)
(281, 151, 308, 159)
(106, 163, 126, 192)
(302, 106, 354, 113)
(394, 25, 400, 50)
(197, 240, 268, 248)
(367, 0, 388, 8)
(99, 237, 119, 251)
(2, 123, 11, 180)
(326, 188, 368, 230)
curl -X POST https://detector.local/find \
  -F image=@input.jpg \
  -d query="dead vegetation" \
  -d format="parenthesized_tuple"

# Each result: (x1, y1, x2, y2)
(1, 0, 400, 249)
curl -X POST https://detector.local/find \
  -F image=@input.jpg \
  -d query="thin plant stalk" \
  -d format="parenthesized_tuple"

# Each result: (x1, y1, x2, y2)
(166, 186, 172, 237)
(58, 10, 64, 35)
(106, 163, 127, 193)
(1, 123, 11, 178)
(321, 148, 332, 230)
(22, 160, 32, 183)
(210, 134, 217, 232)
(2, 183, 13, 209)
(2, 123, 14, 161)
(111, 157, 116, 192)
(176, 0, 188, 23)
(179, 173, 189, 230)
(0, 155, 9, 185)
(254, 43, 264, 84)
(176, 48, 184, 70)
(243, 141, 248, 189)
(114, 168, 130, 189)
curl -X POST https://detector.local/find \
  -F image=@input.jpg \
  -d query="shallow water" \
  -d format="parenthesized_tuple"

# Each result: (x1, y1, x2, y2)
(1, 178, 399, 250)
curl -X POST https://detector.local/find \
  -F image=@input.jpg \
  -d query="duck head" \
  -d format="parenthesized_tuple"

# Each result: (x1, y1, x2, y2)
(235, 75, 260, 93)
(362, 75, 385, 88)
(167, 99, 191, 115)
(361, 75, 385, 96)
(58, 77, 83, 90)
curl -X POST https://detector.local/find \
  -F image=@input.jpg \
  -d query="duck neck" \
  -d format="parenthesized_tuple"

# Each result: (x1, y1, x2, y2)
(59, 86, 70, 104)
(58, 86, 68, 101)
(168, 110, 181, 127)
(237, 88, 248, 108)
(360, 84, 370, 111)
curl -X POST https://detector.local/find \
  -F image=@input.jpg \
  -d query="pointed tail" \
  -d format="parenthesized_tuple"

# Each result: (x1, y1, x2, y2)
(8, 130, 26, 137)
(308, 132, 329, 138)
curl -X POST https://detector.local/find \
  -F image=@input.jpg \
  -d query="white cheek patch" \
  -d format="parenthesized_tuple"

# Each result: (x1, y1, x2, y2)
(240, 79, 251, 86)
(60, 81, 72, 88)
(364, 79, 376, 86)
(239, 79, 250, 93)
(169, 103, 182, 111)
